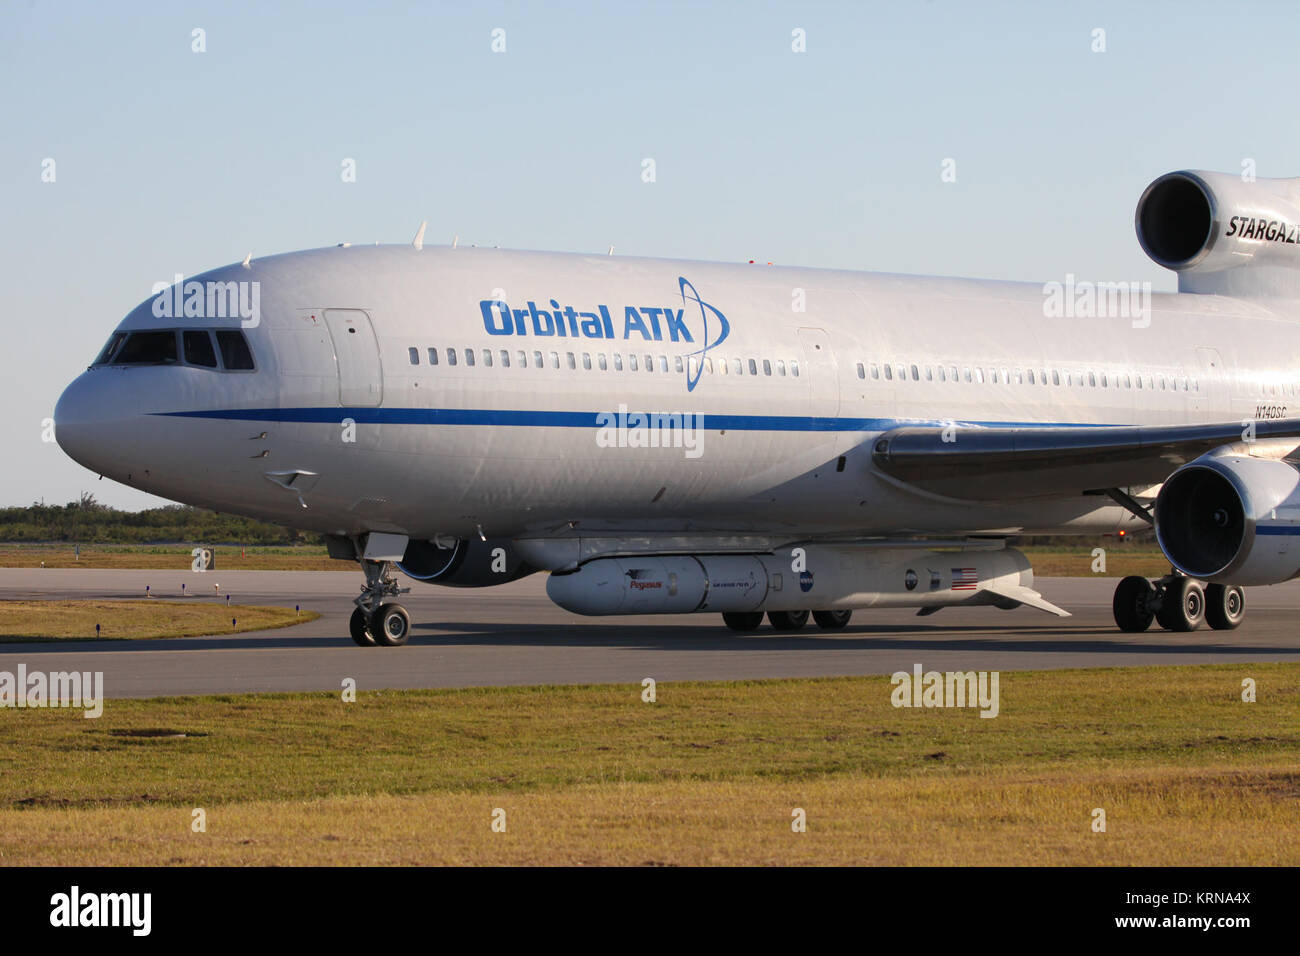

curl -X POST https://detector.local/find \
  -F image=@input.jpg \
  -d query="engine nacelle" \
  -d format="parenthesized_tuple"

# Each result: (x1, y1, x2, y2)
(397, 537, 535, 587)
(1136, 170, 1300, 296)
(545, 547, 1037, 615)
(1155, 454, 1300, 586)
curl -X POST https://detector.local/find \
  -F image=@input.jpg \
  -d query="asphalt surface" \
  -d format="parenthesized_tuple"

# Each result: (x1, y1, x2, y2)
(1, 568, 1299, 698)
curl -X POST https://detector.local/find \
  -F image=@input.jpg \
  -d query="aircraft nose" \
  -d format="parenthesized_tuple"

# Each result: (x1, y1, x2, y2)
(54, 371, 119, 473)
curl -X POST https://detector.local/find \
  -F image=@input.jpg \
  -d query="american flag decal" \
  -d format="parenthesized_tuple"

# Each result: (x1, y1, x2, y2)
(951, 568, 979, 590)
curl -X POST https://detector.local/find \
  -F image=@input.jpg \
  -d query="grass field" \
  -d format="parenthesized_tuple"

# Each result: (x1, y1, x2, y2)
(0, 600, 318, 642)
(0, 664, 1295, 865)
(0, 543, 1172, 577)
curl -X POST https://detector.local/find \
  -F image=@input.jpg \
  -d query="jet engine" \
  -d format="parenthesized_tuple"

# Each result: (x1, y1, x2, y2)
(1155, 454, 1300, 586)
(397, 537, 535, 587)
(1136, 170, 1300, 295)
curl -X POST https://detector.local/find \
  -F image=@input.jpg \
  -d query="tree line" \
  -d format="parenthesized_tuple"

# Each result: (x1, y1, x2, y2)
(0, 494, 321, 545)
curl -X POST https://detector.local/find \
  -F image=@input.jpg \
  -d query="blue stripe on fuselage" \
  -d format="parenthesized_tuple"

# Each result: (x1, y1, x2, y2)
(153, 407, 1118, 432)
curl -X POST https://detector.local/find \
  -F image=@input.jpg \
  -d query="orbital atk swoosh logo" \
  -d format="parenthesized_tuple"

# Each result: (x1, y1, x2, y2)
(477, 275, 731, 393)
(679, 277, 729, 392)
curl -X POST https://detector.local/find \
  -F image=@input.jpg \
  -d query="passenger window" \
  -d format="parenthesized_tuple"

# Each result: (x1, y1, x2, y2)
(408, 347, 420, 365)
(115, 330, 179, 365)
(428, 348, 439, 366)
(465, 349, 476, 367)
(949, 365, 958, 381)
(856, 362, 865, 379)
(183, 330, 218, 368)
(911, 365, 920, 381)
(790, 360, 799, 377)
(974, 368, 984, 384)
(629, 354, 639, 371)
(598, 354, 608, 371)
(533, 350, 543, 367)
(215, 330, 254, 370)
(566, 352, 576, 369)
(938, 366, 946, 382)
(500, 350, 510, 368)
(675, 356, 684, 373)
(705, 358, 714, 374)
(549, 351, 559, 369)
(1089, 371, 1097, 387)
(1027, 369, 1035, 385)
(1052, 370, 1059, 386)
(582, 353, 592, 370)
(482, 349, 493, 367)
(659, 356, 669, 372)
(871, 364, 879, 380)
(517, 350, 526, 367)
(448, 349, 458, 366)
(777, 360, 786, 376)
(733, 358, 743, 375)
(884, 365, 893, 381)
(926, 366, 933, 381)
(748, 358, 757, 375)
(614, 353, 623, 371)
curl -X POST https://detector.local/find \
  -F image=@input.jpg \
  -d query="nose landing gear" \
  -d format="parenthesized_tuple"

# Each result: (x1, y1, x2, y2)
(349, 559, 412, 647)
(1112, 573, 1244, 633)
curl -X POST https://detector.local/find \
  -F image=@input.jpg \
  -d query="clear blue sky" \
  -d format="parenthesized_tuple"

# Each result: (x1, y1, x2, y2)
(3, 0, 1296, 509)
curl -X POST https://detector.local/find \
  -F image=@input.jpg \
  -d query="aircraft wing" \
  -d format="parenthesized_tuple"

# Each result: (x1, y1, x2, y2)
(869, 419, 1300, 501)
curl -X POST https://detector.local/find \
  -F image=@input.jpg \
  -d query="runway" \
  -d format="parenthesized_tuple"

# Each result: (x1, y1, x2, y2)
(2, 568, 1299, 698)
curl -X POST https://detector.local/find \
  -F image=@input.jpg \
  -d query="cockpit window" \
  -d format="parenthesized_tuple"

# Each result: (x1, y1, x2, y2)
(114, 331, 179, 365)
(92, 332, 126, 366)
(183, 330, 218, 367)
(215, 330, 255, 370)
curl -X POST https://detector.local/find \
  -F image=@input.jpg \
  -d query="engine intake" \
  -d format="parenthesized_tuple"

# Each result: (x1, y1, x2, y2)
(1155, 455, 1300, 585)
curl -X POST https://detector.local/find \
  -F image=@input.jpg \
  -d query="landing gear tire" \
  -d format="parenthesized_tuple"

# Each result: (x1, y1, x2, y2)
(349, 607, 377, 647)
(812, 609, 852, 630)
(768, 610, 809, 631)
(722, 611, 764, 632)
(1205, 584, 1246, 630)
(1156, 577, 1206, 632)
(1112, 576, 1155, 633)
(371, 604, 412, 646)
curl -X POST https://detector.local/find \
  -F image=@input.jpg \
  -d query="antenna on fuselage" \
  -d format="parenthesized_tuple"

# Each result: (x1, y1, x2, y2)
(412, 220, 427, 251)
(453, 235, 459, 249)
(241, 253, 252, 269)
(608, 245, 615, 255)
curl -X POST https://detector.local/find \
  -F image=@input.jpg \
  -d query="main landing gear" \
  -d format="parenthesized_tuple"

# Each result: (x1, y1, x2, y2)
(1112, 573, 1245, 633)
(349, 560, 413, 647)
(722, 609, 853, 632)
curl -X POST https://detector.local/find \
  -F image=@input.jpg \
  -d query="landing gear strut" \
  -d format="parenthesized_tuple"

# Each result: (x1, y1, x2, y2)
(1112, 573, 1244, 633)
(350, 560, 412, 647)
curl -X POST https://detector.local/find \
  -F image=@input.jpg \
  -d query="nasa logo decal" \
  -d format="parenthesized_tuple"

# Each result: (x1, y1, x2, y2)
(799, 571, 814, 592)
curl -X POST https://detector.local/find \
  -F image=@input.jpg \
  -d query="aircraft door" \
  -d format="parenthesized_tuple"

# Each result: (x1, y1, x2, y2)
(324, 309, 383, 407)
(797, 327, 841, 417)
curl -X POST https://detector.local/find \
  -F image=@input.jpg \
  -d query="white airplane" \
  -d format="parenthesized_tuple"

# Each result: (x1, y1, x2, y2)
(54, 169, 1300, 646)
